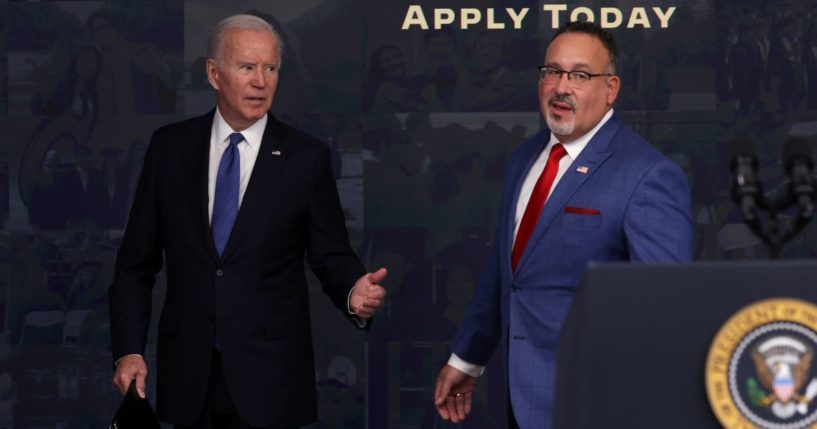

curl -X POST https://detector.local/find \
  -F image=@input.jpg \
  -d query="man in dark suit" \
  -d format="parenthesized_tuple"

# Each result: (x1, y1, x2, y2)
(109, 14, 386, 429)
(433, 21, 692, 429)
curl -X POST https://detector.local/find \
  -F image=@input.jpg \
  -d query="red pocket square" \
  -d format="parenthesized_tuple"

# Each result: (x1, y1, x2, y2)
(564, 206, 601, 215)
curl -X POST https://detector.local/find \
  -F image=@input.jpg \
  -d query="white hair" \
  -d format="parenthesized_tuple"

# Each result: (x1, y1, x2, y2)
(207, 14, 284, 67)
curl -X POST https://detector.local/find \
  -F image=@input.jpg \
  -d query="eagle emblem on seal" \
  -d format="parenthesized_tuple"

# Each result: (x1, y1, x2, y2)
(749, 336, 817, 419)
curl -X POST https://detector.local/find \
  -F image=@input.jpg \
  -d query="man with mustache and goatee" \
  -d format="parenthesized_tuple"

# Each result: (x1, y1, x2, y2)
(433, 20, 692, 429)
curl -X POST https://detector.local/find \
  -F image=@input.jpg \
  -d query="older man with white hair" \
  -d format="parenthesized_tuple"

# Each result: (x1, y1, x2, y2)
(109, 14, 387, 429)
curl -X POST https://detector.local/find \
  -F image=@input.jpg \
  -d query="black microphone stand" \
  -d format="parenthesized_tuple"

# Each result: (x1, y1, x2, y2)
(731, 137, 816, 259)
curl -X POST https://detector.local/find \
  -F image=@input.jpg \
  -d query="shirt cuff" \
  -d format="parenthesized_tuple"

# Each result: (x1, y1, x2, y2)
(448, 353, 485, 377)
(115, 354, 144, 367)
(347, 288, 367, 328)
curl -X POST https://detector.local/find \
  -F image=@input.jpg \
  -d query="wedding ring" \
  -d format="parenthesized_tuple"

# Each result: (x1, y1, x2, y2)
(455, 392, 463, 397)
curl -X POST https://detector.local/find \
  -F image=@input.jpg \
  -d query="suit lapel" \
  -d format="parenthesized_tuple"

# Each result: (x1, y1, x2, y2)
(183, 110, 219, 261)
(513, 116, 621, 273)
(219, 115, 289, 262)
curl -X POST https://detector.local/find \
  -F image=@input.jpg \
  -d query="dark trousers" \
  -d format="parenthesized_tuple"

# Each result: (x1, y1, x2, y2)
(175, 349, 295, 429)
(506, 334, 520, 429)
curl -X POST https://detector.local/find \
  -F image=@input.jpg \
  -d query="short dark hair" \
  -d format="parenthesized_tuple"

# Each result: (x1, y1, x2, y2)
(551, 21, 618, 72)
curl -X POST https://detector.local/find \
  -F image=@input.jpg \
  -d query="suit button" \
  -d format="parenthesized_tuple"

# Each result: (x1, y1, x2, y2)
(216, 269, 223, 277)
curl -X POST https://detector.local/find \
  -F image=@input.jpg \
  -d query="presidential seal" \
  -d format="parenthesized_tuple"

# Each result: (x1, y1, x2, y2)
(706, 298, 817, 429)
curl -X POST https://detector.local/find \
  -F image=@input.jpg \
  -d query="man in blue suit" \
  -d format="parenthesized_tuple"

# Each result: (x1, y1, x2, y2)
(433, 21, 692, 429)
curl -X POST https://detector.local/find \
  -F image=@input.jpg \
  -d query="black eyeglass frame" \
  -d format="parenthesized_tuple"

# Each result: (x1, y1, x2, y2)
(537, 65, 615, 83)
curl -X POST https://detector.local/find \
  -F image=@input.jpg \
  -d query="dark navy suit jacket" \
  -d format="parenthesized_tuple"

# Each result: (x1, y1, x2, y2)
(109, 110, 365, 427)
(450, 115, 693, 429)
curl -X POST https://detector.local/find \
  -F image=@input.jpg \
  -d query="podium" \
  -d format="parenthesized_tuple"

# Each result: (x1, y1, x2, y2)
(552, 261, 817, 429)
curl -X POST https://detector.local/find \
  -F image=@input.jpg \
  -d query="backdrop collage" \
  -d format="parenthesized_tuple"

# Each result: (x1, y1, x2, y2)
(0, 0, 816, 427)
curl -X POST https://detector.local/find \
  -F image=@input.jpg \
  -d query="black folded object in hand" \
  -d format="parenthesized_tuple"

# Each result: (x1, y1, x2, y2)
(110, 379, 161, 429)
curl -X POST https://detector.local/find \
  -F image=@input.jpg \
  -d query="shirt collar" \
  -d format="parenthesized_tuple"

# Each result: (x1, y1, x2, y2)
(212, 108, 267, 153)
(549, 108, 614, 160)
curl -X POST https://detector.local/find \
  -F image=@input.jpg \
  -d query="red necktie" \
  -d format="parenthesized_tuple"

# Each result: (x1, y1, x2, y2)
(511, 143, 567, 271)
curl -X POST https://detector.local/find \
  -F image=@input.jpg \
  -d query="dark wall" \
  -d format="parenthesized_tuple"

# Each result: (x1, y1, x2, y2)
(0, 0, 816, 427)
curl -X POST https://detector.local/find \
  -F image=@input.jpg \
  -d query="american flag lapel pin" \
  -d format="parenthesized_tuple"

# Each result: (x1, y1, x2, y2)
(576, 165, 589, 174)
(271, 150, 282, 156)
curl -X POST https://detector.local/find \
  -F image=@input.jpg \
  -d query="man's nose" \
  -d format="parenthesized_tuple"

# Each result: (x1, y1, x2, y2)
(555, 72, 573, 94)
(250, 69, 266, 87)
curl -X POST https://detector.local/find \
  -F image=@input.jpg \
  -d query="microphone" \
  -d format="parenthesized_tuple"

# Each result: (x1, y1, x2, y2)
(783, 137, 816, 219)
(730, 138, 763, 221)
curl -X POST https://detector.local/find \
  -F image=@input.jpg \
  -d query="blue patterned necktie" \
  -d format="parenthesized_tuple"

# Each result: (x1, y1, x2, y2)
(212, 132, 244, 256)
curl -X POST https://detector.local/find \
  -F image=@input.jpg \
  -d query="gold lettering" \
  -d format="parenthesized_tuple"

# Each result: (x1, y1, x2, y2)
(460, 8, 481, 29)
(600, 8, 622, 28)
(627, 7, 650, 28)
(569, 7, 595, 23)
(486, 9, 505, 29)
(402, 5, 429, 30)
(434, 9, 455, 30)
(652, 7, 676, 28)
(506, 8, 529, 30)
(542, 4, 568, 28)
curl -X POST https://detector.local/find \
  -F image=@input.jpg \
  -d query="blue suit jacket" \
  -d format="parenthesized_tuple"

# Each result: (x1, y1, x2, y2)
(450, 115, 693, 429)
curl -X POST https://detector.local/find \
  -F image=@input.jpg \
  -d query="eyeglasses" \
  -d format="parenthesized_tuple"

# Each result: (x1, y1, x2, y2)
(538, 66, 614, 88)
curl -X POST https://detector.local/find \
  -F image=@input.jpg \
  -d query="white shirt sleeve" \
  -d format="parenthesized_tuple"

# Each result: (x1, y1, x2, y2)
(447, 353, 485, 377)
(115, 353, 144, 367)
(348, 288, 367, 328)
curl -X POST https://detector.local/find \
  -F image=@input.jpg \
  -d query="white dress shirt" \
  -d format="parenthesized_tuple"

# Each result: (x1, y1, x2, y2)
(449, 109, 615, 377)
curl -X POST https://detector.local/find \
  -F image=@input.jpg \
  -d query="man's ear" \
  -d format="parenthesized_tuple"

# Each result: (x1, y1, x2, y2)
(206, 58, 220, 91)
(606, 74, 621, 106)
